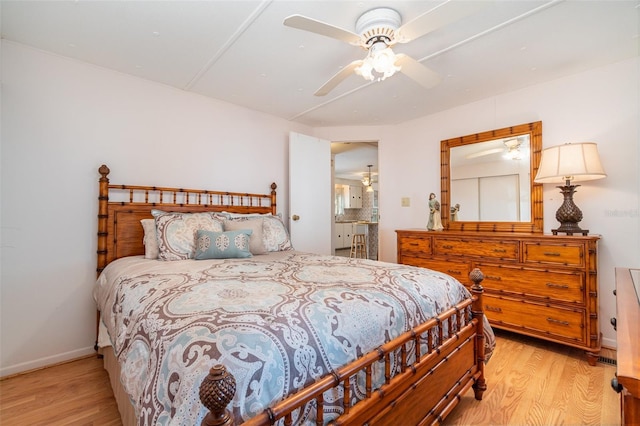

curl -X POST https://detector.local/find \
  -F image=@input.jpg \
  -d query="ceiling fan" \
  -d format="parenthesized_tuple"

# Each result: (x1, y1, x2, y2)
(466, 137, 528, 160)
(283, 1, 484, 96)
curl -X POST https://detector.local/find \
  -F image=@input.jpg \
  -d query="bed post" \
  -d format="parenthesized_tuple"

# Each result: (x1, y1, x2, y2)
(469, 267, 487, 400)
(97, 164, 110, 275)
(95, 164, 110, 351)
(270, 182, 277, 216)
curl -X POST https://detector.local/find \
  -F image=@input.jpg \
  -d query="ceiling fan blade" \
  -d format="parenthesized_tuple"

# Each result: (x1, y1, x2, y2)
(314, 60, 363, 96)
(283, 15, 362, 45)
(466, 148, 504, 159)
(395, 54, 441, 89)
(396, 0, 487, 43)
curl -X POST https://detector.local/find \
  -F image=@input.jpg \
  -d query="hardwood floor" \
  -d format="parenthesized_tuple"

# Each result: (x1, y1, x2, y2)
(0, 355, 121, 425)
(0, 330, 619, 425)
(444, 330, 620, 426)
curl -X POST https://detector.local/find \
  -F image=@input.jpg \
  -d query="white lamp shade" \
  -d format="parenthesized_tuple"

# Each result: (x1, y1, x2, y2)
(534, 142, 606, 184)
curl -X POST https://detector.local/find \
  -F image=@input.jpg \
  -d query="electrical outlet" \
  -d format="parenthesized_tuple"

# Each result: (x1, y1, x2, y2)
(401, 197, 410, 207)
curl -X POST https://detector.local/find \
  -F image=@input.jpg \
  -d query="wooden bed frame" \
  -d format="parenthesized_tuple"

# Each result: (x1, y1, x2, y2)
(96, 164, 487, 426)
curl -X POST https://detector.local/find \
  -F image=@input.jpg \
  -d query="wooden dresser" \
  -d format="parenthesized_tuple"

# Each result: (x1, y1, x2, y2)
(613, 268, 640, 425)
(396, 230, 601, 364)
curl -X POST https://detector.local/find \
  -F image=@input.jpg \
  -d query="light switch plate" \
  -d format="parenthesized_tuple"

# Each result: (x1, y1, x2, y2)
(401, 197, 410, 207)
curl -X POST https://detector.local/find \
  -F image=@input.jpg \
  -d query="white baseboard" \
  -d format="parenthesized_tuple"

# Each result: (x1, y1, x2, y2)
(0, 346, 96, 378)
(601, 336, 617, 350)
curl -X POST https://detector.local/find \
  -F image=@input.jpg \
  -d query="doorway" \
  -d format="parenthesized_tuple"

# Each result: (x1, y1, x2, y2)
(331, 141, 379, 260)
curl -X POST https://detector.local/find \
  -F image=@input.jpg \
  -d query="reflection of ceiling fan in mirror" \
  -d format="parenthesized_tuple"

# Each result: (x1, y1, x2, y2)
(466, 136, 528, 160)
(283, 1, 485, 96)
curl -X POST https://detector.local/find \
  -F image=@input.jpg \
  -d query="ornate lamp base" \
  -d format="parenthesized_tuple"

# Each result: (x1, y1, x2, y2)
(552, 183, 589, 236)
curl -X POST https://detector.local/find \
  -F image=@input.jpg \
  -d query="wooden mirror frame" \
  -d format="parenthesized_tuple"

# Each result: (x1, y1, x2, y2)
(440, 121, 543, 233)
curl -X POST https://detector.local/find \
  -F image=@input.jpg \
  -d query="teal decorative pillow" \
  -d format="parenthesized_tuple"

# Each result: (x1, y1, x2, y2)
(194, 229, 253, 259)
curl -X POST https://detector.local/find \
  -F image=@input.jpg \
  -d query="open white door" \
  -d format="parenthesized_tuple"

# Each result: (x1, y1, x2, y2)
(289, 132, 332, 254)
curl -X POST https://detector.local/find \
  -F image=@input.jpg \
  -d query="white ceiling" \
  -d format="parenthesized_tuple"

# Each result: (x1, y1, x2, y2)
(1, 1, 638, 180)
(2, 0, 638, 130)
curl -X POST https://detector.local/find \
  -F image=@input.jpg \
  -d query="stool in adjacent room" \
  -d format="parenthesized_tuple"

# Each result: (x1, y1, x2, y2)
(350, 233, 367, 259)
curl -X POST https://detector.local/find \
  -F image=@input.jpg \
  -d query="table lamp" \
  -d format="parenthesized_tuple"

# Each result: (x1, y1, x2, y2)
(534, 142, 606, 235)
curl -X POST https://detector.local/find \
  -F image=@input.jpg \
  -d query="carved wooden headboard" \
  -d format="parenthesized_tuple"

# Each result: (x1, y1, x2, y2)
(96, 164, 277, 275)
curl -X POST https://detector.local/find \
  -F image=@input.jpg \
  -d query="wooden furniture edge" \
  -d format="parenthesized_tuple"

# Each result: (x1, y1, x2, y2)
(614, 267, 640, 425)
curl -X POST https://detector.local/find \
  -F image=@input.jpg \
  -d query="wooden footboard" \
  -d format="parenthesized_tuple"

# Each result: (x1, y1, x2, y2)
(200, 269, 486, 426)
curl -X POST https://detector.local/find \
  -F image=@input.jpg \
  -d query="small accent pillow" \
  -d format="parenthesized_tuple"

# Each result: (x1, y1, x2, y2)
(224, 218, 267, 255)
(152, 210, 224, 261)
(263, 215, 294, 251)
(140, 218, 159, 259)
(194, 229, 253, 259)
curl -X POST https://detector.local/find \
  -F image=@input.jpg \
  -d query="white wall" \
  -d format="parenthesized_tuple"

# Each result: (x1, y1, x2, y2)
(316, 57, 640, 349)
(0, 41, 311, 376)
(1, 40, 637, 375)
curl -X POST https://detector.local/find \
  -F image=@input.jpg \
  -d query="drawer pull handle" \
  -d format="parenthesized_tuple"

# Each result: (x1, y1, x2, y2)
(447, 270, 461, 275)
(485, 305, 502, 313)
(493, 248, 507, 253)
(486, 275, 502, 281)
(547, 318, 570, 326)
(546, 282, 569, 289)
(409, 243, 420, 246)
(543, 252, 561, 257)
(442, 244, 454, 249)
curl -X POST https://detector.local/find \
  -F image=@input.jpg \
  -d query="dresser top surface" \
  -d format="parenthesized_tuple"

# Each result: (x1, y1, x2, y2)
(396, 229, 600, 241)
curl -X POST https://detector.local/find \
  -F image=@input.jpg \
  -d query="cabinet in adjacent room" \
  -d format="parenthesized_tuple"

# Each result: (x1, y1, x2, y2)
(334, 222, 353, 249)
(347, 185, 363, 209)
(335, 184, 363, 209)
(335, 222, 368, 249)
(396, 229, 601, 365)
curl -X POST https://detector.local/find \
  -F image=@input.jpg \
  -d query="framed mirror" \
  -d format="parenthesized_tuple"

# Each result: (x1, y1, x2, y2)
(441, 121, 543, 233)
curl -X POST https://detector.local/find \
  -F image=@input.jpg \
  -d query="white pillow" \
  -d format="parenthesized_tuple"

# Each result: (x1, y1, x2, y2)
(140, 218, 159, 259)
(224, 218, 267, 255)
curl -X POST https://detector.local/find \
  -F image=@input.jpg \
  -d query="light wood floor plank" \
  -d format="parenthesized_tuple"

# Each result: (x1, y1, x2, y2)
(1, 330, 619, 425)
(445, 330, 619, 426)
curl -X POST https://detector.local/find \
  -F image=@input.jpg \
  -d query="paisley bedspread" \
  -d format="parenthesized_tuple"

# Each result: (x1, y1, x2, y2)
(95, 251, 493, 425)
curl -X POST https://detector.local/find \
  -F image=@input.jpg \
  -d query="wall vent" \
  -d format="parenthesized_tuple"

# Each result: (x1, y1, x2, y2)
(597, 356, 617, 366)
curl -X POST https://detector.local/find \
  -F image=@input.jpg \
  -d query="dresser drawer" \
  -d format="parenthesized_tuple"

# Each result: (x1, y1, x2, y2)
(433, 238, 518, 260)
(483, 295, 585, 343)
(405, 258, 471, 285)
(523, 242, 584, 267)
(478, 264, 585, 303)
(398, 236, 432, 257)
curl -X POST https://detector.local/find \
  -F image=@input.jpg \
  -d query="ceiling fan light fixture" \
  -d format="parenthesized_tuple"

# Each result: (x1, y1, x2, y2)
(503, 137, 523, 160)
(355, 60, 374, 81)
(355, 42, 401, 82)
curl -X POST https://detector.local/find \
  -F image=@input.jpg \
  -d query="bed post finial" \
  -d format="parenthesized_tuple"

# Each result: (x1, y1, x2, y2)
(99, 164, 110, 179)
(469, 268, 487, 400)
(200, 364, 237, 426)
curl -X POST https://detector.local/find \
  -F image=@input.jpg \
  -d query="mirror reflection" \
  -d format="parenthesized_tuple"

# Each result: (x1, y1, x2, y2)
(449, 135, 531, 222)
